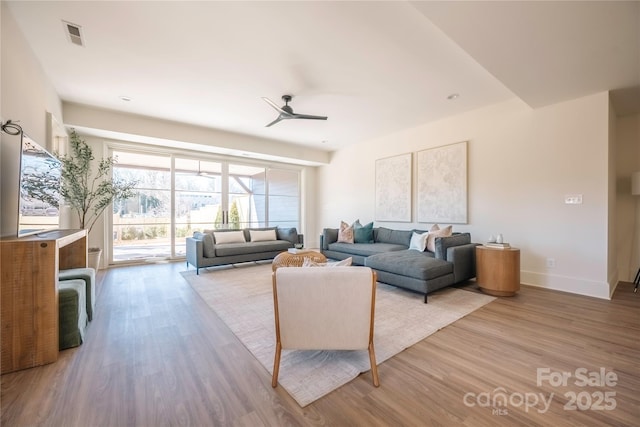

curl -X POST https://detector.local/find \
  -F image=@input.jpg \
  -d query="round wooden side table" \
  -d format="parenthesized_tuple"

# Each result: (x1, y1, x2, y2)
(476, 246, 521, 296)
(272, 250, 327, 271)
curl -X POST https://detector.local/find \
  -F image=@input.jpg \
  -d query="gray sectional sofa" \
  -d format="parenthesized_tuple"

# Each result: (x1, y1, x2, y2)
(320, 227, 477, 302)
(186, 227, 302, 274)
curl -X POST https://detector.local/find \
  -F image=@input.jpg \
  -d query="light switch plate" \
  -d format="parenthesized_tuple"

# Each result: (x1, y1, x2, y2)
(564, 194, 583, 204)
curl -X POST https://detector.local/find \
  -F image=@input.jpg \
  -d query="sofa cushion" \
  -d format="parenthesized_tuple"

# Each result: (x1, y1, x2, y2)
(328, 242, 407, 257)
(354, 221, 374, 243)
(435, 233, 471, 260)
(214, 230, 246, 244)
(244, 227, 277, 241)
(375, 227, 412, 247)
(276, 227, 299, 245)
(201, 233, 216, 257)
(215, 240, 291, 257)
(322, 228, 339, 250)
(250, 229, 277, 242)
(365, 251, 452, 281)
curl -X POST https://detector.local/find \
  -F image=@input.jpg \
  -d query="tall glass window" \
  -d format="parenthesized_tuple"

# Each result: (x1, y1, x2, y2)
(108, 149, 301, 263)
(228, 164, 266, 229)
(268, 168, 300, 229)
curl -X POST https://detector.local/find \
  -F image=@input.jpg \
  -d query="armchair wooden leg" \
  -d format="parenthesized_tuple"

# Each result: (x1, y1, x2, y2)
(368, 342, 380, 387)
(272, 342, 282, 388)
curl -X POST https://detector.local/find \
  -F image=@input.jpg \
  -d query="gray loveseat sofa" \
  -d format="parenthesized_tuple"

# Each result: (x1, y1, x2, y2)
(186, 227, 301, 274)
(320, 227, 477, 302)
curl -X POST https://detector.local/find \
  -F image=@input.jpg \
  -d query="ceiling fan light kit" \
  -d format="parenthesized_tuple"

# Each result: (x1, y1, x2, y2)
(263, 94, 328, 127)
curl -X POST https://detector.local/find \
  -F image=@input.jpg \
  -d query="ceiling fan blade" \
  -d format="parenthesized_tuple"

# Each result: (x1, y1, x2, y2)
(262, 97, 287, 115)
(265, 115, 287, 127)
(292, 113, 328, 121)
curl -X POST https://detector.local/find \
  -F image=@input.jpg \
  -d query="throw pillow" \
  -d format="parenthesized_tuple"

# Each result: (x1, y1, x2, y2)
(202, 233, 216, 257)
(302, 257, 353, 267)
(337, 221, 354, 243)
(330, 257, 353, 267)
(249, 229, 277, 242)
(276, 227, 299, 245)
(302, 257, 324, 267)
(354, 221, 374, 243)
(409, 231, 428, 252)
(426, 225, 453, 252)
(213, 230, 246, 244)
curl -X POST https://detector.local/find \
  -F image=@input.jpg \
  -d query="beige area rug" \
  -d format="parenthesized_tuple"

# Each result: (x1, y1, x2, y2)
(181, 263, 495, 407)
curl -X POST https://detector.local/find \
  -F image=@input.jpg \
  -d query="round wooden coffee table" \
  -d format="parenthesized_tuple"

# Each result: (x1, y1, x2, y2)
(272, 250, 327, 271)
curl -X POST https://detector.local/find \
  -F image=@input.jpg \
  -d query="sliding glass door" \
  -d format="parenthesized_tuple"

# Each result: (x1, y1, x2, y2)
(174, 158, 223, 256)
(111, 152, 171, 261)
(227, 163, 266, 229)
(110, 149, 300, 264)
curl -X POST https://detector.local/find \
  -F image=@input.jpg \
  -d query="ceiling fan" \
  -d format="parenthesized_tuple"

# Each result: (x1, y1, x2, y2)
(262, 95, 328, 127)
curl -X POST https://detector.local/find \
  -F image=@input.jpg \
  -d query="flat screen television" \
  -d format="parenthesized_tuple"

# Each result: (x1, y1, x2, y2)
(17, 133, 62, 237)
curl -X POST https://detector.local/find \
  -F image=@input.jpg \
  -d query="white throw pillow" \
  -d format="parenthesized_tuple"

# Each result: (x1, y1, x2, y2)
(213, 230, 246, 244)
(302, 257, 353, 267)
(329, 257, 353, 267)
(409, 232, 428, 251)
(250, 229, 277, 242)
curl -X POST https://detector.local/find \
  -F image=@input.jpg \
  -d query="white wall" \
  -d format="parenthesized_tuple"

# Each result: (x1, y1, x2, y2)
(1, 3, 63, 238)
(317, 92, 613, 299)
(615, 112, 640, 283)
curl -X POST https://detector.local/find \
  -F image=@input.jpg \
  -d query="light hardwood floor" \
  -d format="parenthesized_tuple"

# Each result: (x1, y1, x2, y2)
(1, 261, 638, 426)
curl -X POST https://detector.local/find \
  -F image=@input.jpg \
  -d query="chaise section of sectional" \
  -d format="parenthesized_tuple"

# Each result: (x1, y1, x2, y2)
(365, 251, 454, 303)
(320, 226, 478, 302)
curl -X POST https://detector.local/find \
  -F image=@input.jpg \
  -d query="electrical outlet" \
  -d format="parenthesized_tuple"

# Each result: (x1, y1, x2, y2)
(546, 258, 556, 268)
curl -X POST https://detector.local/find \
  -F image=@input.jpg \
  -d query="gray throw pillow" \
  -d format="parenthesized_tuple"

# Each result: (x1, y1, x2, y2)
(276, 227, 298, 245)
(202, 233, 216, 258)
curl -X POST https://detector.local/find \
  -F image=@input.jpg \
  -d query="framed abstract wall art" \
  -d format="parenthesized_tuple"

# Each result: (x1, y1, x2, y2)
(375, 153, 412, 222)
(416, 141, 468, 224)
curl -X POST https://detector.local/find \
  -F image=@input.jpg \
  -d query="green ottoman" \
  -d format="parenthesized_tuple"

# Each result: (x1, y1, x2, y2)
(59, 279, 88, 349)
(59, 268, 96, 321)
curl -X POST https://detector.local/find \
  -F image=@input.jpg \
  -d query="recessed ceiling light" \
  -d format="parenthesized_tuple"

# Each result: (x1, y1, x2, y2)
(119, 96, 132, 102)
(447, 93, 459, 100)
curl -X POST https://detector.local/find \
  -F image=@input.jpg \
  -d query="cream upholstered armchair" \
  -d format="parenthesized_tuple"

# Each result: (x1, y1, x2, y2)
(271, 266, 380, 388)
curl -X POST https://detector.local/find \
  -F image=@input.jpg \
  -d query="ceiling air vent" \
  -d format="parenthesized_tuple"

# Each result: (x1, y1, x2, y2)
(63, 20, 84, 46)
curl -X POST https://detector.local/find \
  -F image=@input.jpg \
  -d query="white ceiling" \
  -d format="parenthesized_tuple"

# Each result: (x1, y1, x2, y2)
(6, 1, 640, 157)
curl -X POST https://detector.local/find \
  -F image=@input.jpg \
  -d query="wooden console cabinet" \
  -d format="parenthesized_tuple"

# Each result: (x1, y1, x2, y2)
(1, 229, 87, 374)
(476, 245, 521, 297)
